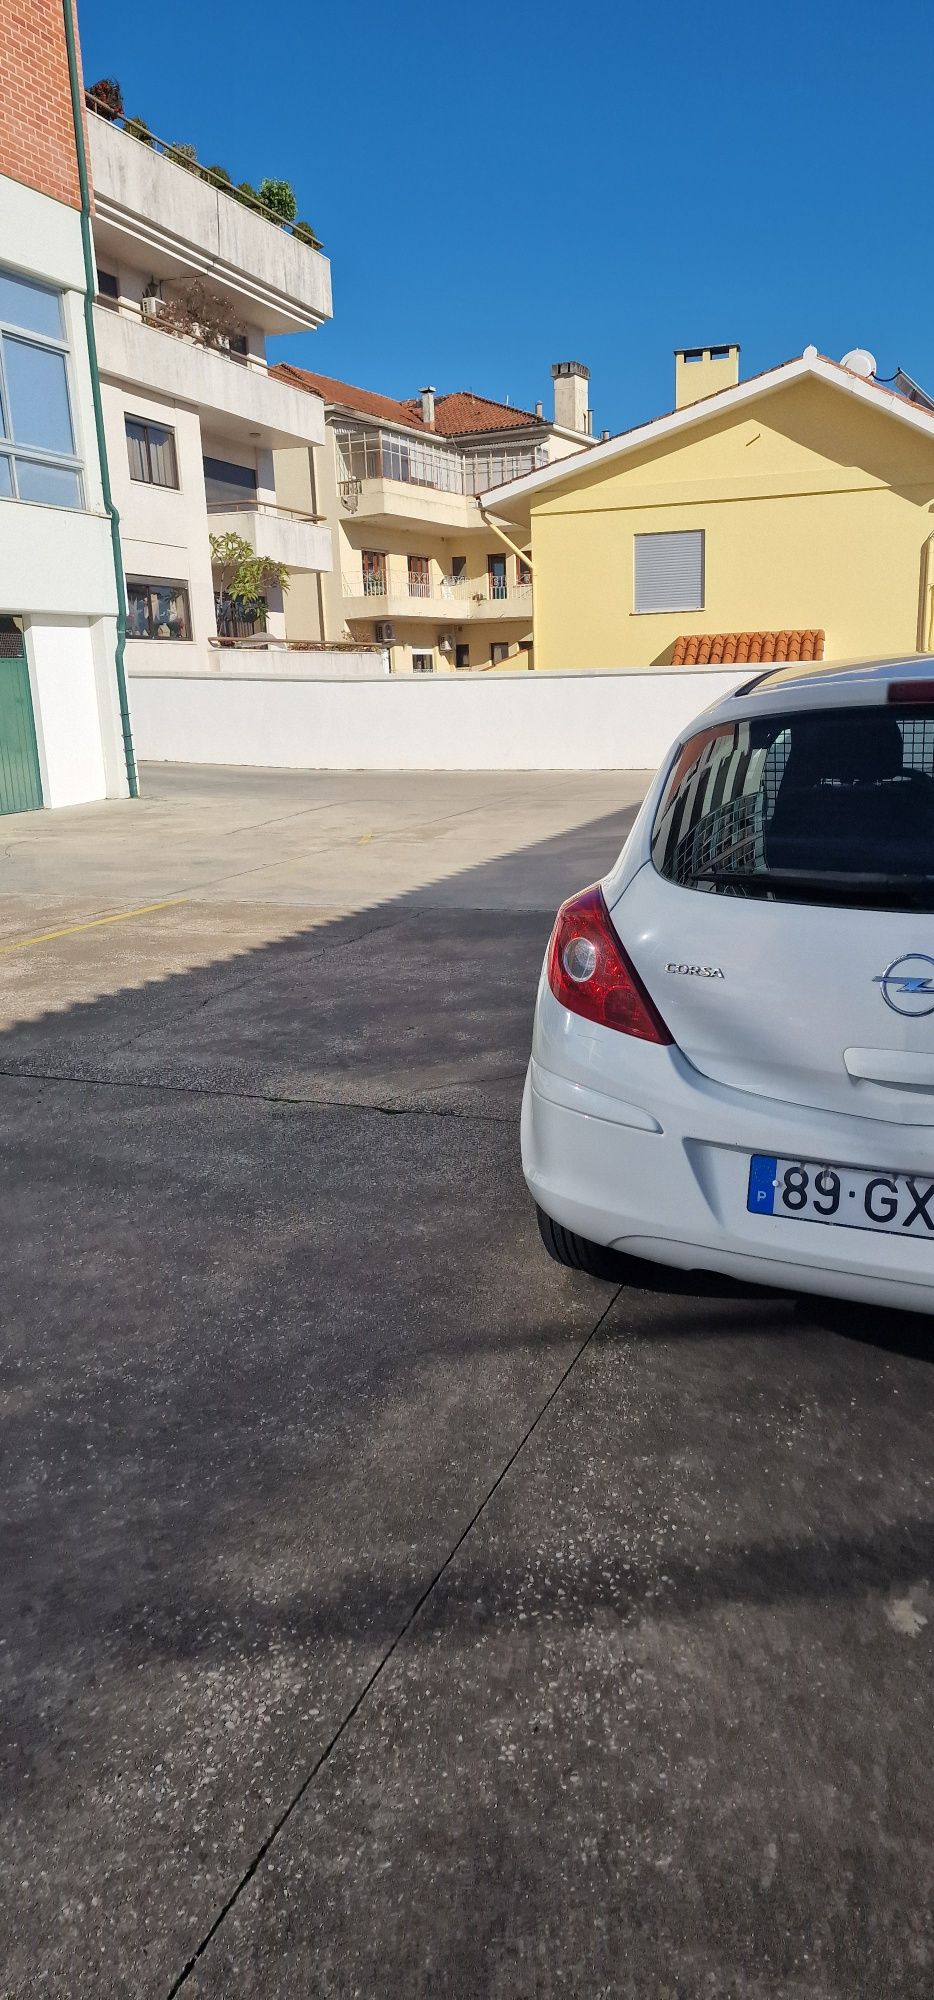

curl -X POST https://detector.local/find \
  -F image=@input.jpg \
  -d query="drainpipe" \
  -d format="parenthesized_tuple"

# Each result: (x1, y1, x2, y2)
(478, 502, 535, 575)
(61, 0, 138, 797)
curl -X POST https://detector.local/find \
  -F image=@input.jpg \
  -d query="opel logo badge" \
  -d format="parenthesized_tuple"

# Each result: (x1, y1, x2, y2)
(874, 954, 934, 1017)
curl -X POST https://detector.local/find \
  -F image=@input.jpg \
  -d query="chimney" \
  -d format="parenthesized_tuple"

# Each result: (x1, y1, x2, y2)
(674, 344, 740, 409)
(551, 360, 590, 435)
(420, 385, 435, 427)
(534, 399, 543, 420)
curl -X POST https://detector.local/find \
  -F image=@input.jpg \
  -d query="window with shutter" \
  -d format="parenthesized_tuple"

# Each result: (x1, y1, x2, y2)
(633, 530, 704, 614)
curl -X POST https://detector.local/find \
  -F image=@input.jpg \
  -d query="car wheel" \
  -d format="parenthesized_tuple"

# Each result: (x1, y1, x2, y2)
(535, 1204, 628, 1281)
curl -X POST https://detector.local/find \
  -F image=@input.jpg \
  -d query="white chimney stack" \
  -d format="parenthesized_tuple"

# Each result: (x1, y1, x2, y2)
(420, 385, 436, 427)
(551, 361, 590, 436)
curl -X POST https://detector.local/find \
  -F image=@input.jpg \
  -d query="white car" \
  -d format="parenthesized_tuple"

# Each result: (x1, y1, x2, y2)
(523, 655, 934, 1315)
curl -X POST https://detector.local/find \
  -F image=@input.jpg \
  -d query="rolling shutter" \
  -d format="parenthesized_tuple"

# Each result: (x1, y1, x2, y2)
(634, 530, 704, 613)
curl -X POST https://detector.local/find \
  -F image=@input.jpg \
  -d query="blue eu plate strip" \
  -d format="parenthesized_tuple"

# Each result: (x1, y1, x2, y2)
(747, 1154, 778, 1216)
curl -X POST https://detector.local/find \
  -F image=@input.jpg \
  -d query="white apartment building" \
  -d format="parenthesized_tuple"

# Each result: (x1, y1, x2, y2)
(86, 111, 333, 682)
(273, 363, 597, 674)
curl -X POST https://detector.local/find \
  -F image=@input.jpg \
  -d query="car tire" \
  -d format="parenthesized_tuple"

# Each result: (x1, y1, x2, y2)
(535, 1205, 628, 1281)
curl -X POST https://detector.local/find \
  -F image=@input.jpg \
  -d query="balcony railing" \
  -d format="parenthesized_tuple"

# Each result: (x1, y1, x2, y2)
(85, 93, 322, 246)
(96, 293, 270, 371)
(335, 430, 549, 500)
(343, 567, 533, 609)
(206, 499, 323, 524)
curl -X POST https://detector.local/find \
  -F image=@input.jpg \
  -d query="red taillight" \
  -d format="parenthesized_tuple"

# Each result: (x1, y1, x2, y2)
(546, 885, 672, 1043)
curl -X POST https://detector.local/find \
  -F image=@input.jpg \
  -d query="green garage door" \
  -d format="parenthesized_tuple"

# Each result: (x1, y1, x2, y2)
(0, 618, 42, 815)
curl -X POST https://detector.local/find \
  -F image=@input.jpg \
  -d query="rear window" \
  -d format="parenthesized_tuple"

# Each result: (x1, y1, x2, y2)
(652, 705, 934, 910)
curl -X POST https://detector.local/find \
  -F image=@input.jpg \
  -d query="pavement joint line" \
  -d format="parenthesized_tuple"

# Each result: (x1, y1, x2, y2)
(0, 1065, 514, 1122)
(163, 1283, 621, 1999)
(0, 898, 189, 955)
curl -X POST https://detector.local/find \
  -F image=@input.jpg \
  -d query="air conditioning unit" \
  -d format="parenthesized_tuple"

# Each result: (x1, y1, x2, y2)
(375, 621, 395, 643)
(141, 293, 164, 321)
(438, 633, 454, 655)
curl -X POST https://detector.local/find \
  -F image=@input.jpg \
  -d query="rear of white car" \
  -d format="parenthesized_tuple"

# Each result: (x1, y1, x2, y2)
(523, 656, 934, 1313)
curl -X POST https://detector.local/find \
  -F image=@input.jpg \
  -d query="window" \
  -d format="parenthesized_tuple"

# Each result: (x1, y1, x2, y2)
(651, 704, 934, 910)
(202, 455, 257, 507)
(633, 530, 704, 614)
(451, 555, 467, 579)
(488, 553, 507, 600)
(412, 651, 434, 674)
(126, 578, 192, 641)
(0, 269, 82, 508)
(408, 554, 431, 598)
(362, 550, 387, 595)
(96, 270, 119, 310)
(455, 644, 470, 671)
(227, 333, 249, 367)
(516, 557, 532, 588)
(126, 416, 178, 488)
(491, 642, 510, 665)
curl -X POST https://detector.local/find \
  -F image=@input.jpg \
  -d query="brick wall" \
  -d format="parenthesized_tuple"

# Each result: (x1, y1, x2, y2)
(0, 0, 86, 210)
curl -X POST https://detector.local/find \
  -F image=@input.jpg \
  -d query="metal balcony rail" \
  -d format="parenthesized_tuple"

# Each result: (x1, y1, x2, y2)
(342, 567, 533, 606)
(206, 499, 324, 524)
(85, 93, 322, 246)
(335, 430, 548, 499)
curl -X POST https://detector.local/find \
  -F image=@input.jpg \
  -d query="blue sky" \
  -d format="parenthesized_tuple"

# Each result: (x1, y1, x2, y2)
(77, 0, 934, 437)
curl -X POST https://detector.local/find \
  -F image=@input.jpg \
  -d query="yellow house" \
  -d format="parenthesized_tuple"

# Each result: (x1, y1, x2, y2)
(481, 345, 934, 671)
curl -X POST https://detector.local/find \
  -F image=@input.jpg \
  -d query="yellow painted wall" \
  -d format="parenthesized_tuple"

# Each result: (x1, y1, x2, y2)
(524, 376, 934, 670)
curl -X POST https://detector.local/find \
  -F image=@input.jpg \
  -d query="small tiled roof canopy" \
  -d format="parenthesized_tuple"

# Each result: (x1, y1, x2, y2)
(672, 630, 825, 667)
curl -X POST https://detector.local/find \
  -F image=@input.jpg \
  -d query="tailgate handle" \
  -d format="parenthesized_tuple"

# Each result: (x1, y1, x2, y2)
(844, 1046, 934, 1088)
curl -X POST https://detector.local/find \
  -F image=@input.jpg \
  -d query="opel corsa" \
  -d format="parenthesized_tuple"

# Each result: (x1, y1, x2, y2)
(523, 656, 934, 1314)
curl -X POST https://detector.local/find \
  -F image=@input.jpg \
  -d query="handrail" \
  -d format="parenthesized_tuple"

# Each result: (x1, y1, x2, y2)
(208, 635, 387, 653)
(85, 92, 322, 247)
(206, 500, 324, 525)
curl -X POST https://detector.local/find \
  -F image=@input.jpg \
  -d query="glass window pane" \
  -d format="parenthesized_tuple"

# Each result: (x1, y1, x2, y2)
(4, 338, 74, 453)
(126, 418, 149, 482)
(202, 455, 256, 505)
(0, 270, 62, 339)
(14, 458, 81, 506)
(151, 583, 190, 639)
(148, 424, 178, 488)
(0, 455, 12, 497)
(126, 582, 152, 637)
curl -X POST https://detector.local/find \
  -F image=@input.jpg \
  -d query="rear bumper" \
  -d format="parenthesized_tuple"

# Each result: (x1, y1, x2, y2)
(521, 1011, 934, 1315)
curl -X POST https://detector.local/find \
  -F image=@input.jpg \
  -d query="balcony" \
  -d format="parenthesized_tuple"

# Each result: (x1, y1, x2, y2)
(336, 431, 548, 529)
(88, 115, 332, 335)
(341, 566, 533, 623)
(94, 305, 326, 449)
(207, 500, 331, 573)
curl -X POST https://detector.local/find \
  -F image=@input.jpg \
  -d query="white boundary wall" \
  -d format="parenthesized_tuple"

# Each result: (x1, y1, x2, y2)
(128, 667, 752, 773)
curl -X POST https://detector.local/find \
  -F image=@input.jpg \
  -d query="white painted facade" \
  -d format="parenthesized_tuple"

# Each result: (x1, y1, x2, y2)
(87, 117, 334, 682)
(0, 175, 128, 810)
(128, 666, 750, 772)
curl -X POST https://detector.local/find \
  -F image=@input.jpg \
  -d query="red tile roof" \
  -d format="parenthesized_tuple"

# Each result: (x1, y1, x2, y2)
(672, 630, 825, 667)
(270, 365, 542, 436)
(404, 391, 541, 435)
(270, 365, 429, 429)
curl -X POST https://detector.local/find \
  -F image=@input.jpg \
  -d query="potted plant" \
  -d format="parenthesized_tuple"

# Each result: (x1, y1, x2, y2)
(86, 77, 123, 120)
(257, 178, 297, 222)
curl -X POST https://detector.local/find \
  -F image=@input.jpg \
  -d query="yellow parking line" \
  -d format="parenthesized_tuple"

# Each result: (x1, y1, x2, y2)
(0, 897, 189, 956)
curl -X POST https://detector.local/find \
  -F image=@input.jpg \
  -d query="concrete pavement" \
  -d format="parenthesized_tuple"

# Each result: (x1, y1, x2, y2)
(0, 766, 931, 1997)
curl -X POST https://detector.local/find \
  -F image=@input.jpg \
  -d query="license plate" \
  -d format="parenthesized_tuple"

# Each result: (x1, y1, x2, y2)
(747, 1154, 934, 1240)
